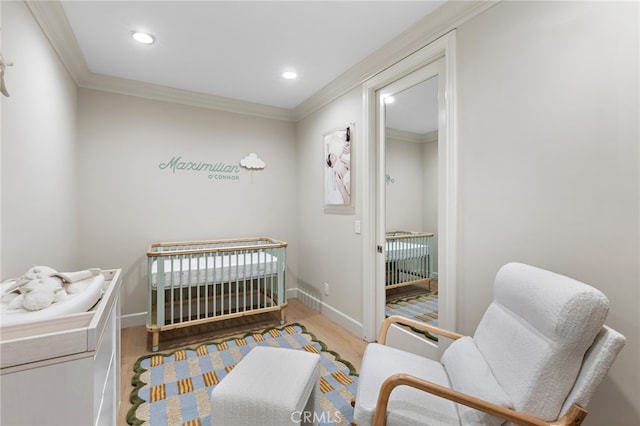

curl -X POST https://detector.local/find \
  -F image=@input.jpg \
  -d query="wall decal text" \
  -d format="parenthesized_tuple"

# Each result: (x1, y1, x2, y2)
(159, 155, 241, 180)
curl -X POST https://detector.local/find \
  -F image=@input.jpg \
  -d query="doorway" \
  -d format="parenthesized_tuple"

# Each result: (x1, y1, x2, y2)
(383, 72, 440, 333)
(361, 31, 457, 359)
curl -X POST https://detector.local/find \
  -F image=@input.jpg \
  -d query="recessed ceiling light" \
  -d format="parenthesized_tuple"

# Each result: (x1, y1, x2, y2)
(282, 71, 297, 80)
(131, 31, 155, 45)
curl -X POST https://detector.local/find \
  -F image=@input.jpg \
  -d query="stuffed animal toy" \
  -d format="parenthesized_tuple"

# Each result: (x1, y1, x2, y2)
(22, 265, 58, 281)
(2, 266, 64, 311)
(2, 265, 57, 294)
(21, 275, 65, 311)
(2, 265, 101, 311)
(4, 292, 25, 310)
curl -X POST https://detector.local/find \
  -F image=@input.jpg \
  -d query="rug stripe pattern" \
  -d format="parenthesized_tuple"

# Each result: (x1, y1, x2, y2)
(128, 323, 358, 426)
(385, 292, 439, 326)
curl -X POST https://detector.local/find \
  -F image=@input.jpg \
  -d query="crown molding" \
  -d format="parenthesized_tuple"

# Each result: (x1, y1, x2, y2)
(25, 0, 90, 85)
(25, 0, 497, 123)
(81, 73, 296, 121)
(422, 130, 439, 143)
(292, 1, 498, 121)
(386, 128, 438, 144)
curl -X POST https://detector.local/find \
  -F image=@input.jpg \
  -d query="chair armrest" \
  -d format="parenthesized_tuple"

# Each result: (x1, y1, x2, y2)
(372, 373, 587, 426)
(378, 315, 465, 344)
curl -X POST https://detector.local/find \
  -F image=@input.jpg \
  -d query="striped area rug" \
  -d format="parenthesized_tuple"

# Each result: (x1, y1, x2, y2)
(385, 292, 438, 326)
(128, 324, 358, 426)
(385, 292, 439, 341)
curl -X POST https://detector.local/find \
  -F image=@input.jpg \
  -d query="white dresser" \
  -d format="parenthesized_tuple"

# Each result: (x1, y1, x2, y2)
(0, 269, 122, 426)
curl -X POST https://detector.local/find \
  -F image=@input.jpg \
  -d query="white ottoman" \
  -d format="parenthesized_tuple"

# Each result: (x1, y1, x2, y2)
(211, 346, 321, 426)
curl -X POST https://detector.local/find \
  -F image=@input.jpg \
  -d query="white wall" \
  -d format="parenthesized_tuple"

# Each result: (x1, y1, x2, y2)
(386, 134, 424, 231)
(295, 87, 363, 334)
(1, 0, 78, 277)
(456, 1, 638, 423)
(297, 1, 638, 422)
(76, 89, 298, 319)
(386, 132, 439, 274)
(1, 1, 3, 276)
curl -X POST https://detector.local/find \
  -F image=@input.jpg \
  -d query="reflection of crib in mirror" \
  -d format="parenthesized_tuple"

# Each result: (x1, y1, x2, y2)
(385, 231, 433, 290)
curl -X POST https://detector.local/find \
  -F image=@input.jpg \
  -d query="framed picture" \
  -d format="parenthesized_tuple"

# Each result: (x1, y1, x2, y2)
(323, 125, 354, 213)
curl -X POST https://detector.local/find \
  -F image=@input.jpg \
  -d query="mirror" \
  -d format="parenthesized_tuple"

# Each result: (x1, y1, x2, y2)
(383, 76, 439, 333)
(363, 36, 456, 352)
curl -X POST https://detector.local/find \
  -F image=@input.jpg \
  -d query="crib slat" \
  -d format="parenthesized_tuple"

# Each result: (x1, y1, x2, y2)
(206, 253, 211, 319)
(233, 250, 239, 315)
(242, 250, 248, 312)
(187, 253, 192, 322)
(215, 252, 221, 319)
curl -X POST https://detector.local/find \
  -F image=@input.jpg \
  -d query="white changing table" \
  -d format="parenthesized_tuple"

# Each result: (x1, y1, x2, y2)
(0, 269, 122, 426)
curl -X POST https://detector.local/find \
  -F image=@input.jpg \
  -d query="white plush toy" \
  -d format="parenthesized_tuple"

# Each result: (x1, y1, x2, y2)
(21, 276, 66, 311)
(5, 266, 65, 311)
(2, 265, 102, 311)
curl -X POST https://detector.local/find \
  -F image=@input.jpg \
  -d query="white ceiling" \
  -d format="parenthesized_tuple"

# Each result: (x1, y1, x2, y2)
(59, 0, 445, 117)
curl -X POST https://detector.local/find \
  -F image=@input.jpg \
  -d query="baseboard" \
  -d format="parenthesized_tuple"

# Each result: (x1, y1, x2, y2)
(289, 287, 363, 338)
(286, 287, 297, 299)
(121, 311, 147, 328)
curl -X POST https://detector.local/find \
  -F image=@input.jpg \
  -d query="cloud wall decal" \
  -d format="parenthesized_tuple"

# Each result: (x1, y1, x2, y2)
(240, 153, 266, 170)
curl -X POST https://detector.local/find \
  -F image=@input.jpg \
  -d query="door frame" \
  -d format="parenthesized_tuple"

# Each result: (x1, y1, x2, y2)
(361, 31, 458, 349)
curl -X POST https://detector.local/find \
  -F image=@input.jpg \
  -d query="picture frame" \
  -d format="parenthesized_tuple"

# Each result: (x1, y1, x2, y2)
(323, 125, 354, 214)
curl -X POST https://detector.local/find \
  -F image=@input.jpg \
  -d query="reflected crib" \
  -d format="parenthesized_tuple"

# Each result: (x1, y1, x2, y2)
(385, 231, 433, 290)
(146, 237, 287, 351)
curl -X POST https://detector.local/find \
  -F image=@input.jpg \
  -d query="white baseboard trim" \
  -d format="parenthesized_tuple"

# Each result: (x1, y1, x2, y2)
(289, 287, 364, 338)
(121, 311, 147, 328)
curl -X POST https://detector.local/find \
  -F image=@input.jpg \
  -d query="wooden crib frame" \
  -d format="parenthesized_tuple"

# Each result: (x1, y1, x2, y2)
(385, 231, 433, 290)
(146, 237, 287, 351)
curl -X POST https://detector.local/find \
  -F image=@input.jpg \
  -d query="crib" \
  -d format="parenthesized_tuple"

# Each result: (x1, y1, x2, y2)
(146, 237, 287, 351)
(385, 231, 433, 290)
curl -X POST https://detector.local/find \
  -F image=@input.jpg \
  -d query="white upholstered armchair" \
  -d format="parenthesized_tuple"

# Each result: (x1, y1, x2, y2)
(353, 262, 625, 426)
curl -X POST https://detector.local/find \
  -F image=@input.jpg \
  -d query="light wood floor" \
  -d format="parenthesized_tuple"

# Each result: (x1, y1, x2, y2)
(385, 280, 437, 302)
(118, 298, 368, 425)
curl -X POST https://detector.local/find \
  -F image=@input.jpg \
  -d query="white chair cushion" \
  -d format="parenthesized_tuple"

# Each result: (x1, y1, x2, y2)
(473, 262, 609, 421)
(353, 342, 460, 426)
(560, 325, 626, 416)
(441, 336, 513, 425)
